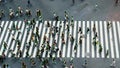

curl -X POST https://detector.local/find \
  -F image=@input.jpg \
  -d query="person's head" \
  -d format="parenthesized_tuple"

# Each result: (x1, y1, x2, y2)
(65, 11, 67, 13)
(113, 59, 115, 61)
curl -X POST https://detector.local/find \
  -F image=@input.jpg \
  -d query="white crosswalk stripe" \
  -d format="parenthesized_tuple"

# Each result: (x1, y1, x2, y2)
(104, 21, 110, 58)
(57, 21, 64, 57)
(4, 21, 14, 56)
(72, 21, 77, 57)
(23, 21, 33, 57)
(86, 21, 90, 58)
(82, 21, 86, 58)
(109, 22, 114, 58)
(0, 21, 4, 35)
(76, 21, 81, 58)
(91, 21, 95, 58)
(0, 21, 9, 45)
(96, 21, 99, 58)
(0, 21, 10, 55)
(67, 22, 72, 57)
(116, 21, 120, 44)
(29, 22, 38, 57)
(32, 21, 39, 57)
(99, 21, 105, 58)
(42, 21, 49, 58)
(113, 22, 119, 58)
(46, 21, 52, 57)
(8, 21, 21, 57)
(62, 22, 66, 57)
(0, 21, 120, 58)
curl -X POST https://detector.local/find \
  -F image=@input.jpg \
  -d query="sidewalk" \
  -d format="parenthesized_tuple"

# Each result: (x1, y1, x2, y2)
(0, 58, 120, 68)
(0, 0, 120, 21)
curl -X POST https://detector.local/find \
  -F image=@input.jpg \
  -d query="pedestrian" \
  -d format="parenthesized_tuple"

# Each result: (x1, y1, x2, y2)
(78, 27, 82, 33)
(79, 37, 82, 44)
(47, 21, 50, 27)
(63, 60, 67, 67)
(70, 63, 74, 68)
(27, 0, 30, 5)
(25, 9, 31, 16)
(95, 32, 98, 37)
(19, 50, 22, 58)
(99, 44, 102, 54)
(71, 16, 74, 24)
(10, 49, 15, 57)
(70, 57, 73, 63)
(59, 50, 62, 58)
(36, 9, 41, 17)
(115, 0, 119, 6)
(6, 64, 11, 68)
(66, 23, 69, 32)
(107, 22, 111, 30)
(105, 50, 109, 58)
(3, 42, 7, 50)
(31, 59, 36, 68)
(74, 43, 77, 53)
(86, 27, 90, 33)
(72, 0, 75, 5)
(110, 59, 116, 67)
(82, 60, 87, 68)
(53, 12, 56, 17)
(2, 64, 6, 68)
(0, 10, 4, 19)
(43, 34, 46, 44)
(38, 16, 43, 22)
(22, 62, 27, 68)
(93, 23, 96, 33)
(61, 32, 64, 38)
(70, 35, 74, 42)
(64, 11, 69, 22)
(12, 22, 16, 30)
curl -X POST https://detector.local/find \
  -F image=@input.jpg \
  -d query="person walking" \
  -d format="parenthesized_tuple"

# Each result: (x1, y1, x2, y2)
(105, 50, 109, 58)
(72, 0, 75, 5)
(64, 11, 69, 22)
(110, 59, 116, 68)
(82, 60, 87, 68)
(27, 0, 30, 5)
(99, 44, 102, 55)
(115, 0, 119, 6)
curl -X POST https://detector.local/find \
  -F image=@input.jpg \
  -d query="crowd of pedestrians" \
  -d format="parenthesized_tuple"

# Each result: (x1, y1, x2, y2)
(0, 0, 119, 68)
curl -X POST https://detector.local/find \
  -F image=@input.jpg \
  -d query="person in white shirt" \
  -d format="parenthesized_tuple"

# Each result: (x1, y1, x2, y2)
(110, 59, 116, 67)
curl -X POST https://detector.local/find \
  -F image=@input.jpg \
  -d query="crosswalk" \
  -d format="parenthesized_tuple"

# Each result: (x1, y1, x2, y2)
(0, 21, 120, 58)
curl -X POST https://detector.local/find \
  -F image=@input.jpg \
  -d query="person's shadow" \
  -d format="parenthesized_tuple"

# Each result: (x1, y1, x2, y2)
(27, 4, 32, 8)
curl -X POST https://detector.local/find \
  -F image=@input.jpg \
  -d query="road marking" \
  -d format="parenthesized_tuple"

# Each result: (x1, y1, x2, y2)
(32, 21, 40, 57)
(77, 21, 81, 57)
(91, 21, 95, 58)
(99, 21, 105, 58)
(0, 21, 10, 55)
(95, 21, 100, 58)
(4, 21, 14, 56)
(86, 21, 90, 58)
(0, 21, 9, 45)
(82, 21, 85, 58)
(29, 22, 38, 58)
(104, 21, 109, 58)
(113, 22, 119, 58)
(57, 21, 64, 57)
(72, 21, 77, 57)
(9, 21, 21, 57)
